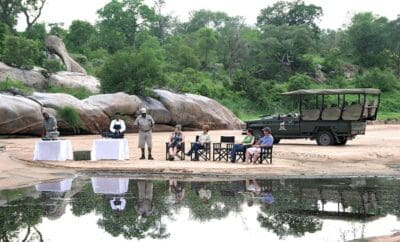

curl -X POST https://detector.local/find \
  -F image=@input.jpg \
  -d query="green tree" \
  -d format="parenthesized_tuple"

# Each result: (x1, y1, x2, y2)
(287, 73, 313, 91)
(97, 0, 156, 52)
(2, 35, 39, 69)
(257, 0, 323, 32)
(254, 24, 316, 80)
(48, 22, 68, 39)
(0, 0, 20, 30)
(183, 9, 231, 33)
(100, 46, 163, 95)
(66, 20, 96, 53)
(347, 12, 390, 68)
(354, 68, 399, 92)
(196, 28, 217, 69)
(25, 23, 46, 41)
(20, 0, 47, 32)
(216, 17, 250, 77)
(388, 17, 400, 77)
(0, 23, 9, 54)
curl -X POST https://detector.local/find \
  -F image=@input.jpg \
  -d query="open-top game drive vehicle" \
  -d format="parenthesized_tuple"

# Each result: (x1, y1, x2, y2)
(245, 88, 381, 146)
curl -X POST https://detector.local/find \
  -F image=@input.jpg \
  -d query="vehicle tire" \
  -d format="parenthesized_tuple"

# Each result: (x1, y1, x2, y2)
(273, 138, 280, 144)
(316, 131, 334, 146)
(336, 137, 348, 145)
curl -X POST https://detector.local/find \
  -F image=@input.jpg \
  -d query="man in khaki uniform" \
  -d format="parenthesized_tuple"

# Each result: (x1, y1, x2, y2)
(134, 108, 155, 160)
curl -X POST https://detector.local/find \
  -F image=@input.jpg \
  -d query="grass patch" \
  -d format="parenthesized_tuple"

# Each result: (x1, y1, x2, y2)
(47, 85, 93, 99)
(57, 106, 83, 134)
(0, 78, 33, 95)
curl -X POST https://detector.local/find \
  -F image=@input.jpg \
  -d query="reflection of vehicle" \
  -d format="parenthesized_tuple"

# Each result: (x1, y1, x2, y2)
(245, 88, 381, 145)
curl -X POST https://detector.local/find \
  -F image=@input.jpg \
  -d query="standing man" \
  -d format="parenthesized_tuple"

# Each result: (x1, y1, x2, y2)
(42, 112, 60, 140)
(134, 108, 155, 160)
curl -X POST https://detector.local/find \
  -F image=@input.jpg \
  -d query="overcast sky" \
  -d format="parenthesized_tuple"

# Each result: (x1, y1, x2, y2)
(17, 0, 400, 31)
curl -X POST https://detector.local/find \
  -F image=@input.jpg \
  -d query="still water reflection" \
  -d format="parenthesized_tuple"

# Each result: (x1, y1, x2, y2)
(1, 177, 400, 242)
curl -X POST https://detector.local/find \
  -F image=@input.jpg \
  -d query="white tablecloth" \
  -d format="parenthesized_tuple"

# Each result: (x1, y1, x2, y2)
(33, 140, 73, 161)
(35, 178, 74, 192)
(91, 139, 129, 161)
(91, 177, 129, 194)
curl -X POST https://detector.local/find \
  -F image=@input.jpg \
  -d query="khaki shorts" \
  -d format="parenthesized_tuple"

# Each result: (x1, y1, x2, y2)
(138, 131, 152, 148)
(247, 147, 261, 155)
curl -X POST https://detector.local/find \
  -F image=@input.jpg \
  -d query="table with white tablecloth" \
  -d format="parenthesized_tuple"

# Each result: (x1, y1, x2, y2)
(33, 140, 73, 161)
(91, 139, 130, 161)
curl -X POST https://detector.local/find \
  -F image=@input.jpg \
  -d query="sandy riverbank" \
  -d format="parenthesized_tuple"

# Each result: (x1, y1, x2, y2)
(0, 124, 399, 190)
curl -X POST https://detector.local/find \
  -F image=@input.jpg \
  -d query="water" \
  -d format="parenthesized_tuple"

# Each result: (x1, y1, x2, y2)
(1, 176, 400, 242)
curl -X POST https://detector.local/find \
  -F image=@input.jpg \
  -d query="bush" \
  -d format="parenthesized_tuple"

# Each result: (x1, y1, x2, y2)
(57, 106, 83, 134)
(0, 78, 33, 95)
(99, 47, 163, 95)
(354, 68, 399, 92)
(287, 73, 313, 91)
(41, 59, 65, 73)
(47, 86, 93, 100)
(2, 36, 39, 69)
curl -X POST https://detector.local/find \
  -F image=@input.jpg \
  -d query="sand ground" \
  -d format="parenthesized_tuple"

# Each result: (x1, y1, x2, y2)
(0, 124, 399, 190)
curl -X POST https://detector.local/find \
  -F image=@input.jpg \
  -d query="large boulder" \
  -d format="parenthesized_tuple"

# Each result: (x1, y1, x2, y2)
(49, 72, 101, 93)
(0, 62, 47, 89)
(44, 35, 87, 74)
(139, 96, 172, 124)
(84, 92, 141, 117)
(0, 94, 43, 135)
(154, 89, 244, 129)
(30, 92, 109, 134)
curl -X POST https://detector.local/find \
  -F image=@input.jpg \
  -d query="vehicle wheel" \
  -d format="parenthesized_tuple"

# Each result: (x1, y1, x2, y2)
(336, 137, 348, 145)
(273, 138, 280, 144)
(316, 131, 334, 146)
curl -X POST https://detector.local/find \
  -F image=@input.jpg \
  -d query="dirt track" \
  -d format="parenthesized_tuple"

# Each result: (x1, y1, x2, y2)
(0, 124, 400, 189)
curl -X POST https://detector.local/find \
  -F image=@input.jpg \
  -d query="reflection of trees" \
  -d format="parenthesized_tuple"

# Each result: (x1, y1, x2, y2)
(185, 182, 244, 222)
(0, 197, 44, 241)
(71, 180, 172, 240)
(258, 213, 322, 239)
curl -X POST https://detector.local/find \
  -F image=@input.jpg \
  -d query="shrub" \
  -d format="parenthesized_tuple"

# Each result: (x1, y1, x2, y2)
(99, 47, 162, 95)
(57, 106, 83, 134)
(41, 59, 65, 73)
(354, 68, 399, 92)
(47, 86, 93, 100)
(0, 78, 33, 95)
(287, 73, 313, 91)
(2, 36, 39, 69)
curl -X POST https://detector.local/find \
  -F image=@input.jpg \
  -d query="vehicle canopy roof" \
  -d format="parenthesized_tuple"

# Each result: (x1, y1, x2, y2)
(282, 88, 381, 96)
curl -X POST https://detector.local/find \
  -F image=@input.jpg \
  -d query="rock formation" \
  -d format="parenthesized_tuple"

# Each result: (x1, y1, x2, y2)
(49, 72, 100, 93)
(0, 87, 244, 135)
(44, 35, 87, 74)
(0, 62, 47, 89)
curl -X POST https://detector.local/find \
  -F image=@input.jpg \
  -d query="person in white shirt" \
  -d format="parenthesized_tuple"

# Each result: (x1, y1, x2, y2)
(110, 197, 126, 211)
(110, 112, 126, 134)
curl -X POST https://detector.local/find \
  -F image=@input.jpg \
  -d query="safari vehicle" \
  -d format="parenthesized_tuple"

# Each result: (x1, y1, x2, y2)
(244, 88, 381, 146)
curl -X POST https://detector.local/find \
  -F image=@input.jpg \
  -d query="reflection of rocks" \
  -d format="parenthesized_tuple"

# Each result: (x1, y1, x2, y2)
(49, 72, 101, 93)
(45, 35, 86, 74)
(0, 62, 47, 89)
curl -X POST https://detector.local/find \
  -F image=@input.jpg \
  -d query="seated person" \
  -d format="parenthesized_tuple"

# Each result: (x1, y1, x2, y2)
(168, 124, 185, 161)
(245, 127, 274, 164)
(168, 179, 185, 204)
(110, 197, 126, 211)
(230, 129, 255, 163)
(185, 125, 211, 161)
(109, 112, 126, 137)
(42, 112, 60, 140)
